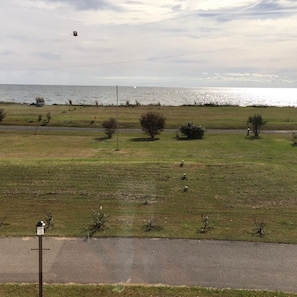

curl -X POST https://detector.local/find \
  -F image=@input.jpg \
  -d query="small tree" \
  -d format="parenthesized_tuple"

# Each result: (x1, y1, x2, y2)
(102, 117, 117, 138)
(140, 111, 166, 139)
(89, 207, 108, 234)
(144, 216, 161, 231)
(0, 109, 6, 123)
(180, 122, 205, 139)
(34, 115, 42, 135)
(252, 219, 265, 237)
(200, 214, 209, 233)
(247, 114, 266, 137)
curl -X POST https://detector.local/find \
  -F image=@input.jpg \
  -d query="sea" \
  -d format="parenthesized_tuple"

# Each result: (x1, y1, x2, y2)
(0, 84, 296, 107)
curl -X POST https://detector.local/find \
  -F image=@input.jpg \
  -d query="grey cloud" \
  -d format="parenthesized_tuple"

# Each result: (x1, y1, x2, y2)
(7, 33, 46, 44)
(171, 4, 182, 12)
(34, 52, 61, 60)
(189, 0, 297, 23)
(125, 1, 142, 4)
(0, 50, 15, 56)
(42, 0, 122, 11)
(239, 0, 297, 18)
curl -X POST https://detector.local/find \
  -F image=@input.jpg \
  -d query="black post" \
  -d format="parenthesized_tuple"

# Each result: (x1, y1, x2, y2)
(39, 235, 43, 297)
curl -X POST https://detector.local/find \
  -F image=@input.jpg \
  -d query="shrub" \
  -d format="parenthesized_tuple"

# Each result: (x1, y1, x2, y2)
(102, 117, 117, 138)
(247, 114, 266, 137)
(144, 216, 161, 231)
(200, 214, 209, 233)
(0, 109, 6, 123)
(180, 122, 205, 139)
(89, 207, 109, 234)
(252, 219, 265, 237)
(34, 115, 42, 135)
(35, 97, 45, 107)
(140, 111, 166, 139)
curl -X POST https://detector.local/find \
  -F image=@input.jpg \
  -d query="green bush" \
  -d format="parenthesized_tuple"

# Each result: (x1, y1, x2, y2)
(140, 111, 166, 139)
(247, 114, 267, 137)
(102, 117, 117, 138)
(180, 122, 205, 139)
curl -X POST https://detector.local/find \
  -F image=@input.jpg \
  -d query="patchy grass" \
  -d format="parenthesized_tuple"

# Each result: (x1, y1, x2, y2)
(1, 105, 297, 295)
(0, 130, 296, 243)
(1, 103, 297, 129)
(0, 284, 296, 297)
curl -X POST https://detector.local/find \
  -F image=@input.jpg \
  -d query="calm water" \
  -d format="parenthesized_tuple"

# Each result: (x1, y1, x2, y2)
(0, 84, 296, 107)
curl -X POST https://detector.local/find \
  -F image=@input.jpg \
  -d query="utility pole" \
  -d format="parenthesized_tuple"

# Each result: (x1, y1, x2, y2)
(116, 85, 119, 151)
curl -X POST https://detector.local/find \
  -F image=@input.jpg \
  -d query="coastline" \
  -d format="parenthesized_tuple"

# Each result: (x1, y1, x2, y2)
(0, 85, 296, 107)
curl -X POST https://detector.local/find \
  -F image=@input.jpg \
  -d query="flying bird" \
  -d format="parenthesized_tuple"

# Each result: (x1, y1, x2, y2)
(73, 31, 78, 37)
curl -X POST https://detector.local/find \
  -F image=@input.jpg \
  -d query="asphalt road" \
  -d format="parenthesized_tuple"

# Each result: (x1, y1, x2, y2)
(0, 125, 295, 134)
(1, 237, 297, 293)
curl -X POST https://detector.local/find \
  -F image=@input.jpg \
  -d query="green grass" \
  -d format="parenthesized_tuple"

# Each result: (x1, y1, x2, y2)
(1, 103, 297, 129)
(1, 104, 297, 295)
(0, 129, 296, 243)
(0, 284, 296, 297)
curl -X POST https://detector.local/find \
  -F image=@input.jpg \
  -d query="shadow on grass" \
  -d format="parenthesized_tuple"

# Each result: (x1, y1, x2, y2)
(130, 137, 159, 142)
(246, 136, 263, 140)
(94, 136, 110, 142)
(176, 137, 203, 141)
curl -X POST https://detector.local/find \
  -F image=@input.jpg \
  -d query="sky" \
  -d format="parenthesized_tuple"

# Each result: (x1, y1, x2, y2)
(0, 0, 297, 88)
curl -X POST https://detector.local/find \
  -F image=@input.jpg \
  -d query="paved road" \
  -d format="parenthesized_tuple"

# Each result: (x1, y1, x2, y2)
(0, 125, 295, 134)
(1, 237, 297, 293)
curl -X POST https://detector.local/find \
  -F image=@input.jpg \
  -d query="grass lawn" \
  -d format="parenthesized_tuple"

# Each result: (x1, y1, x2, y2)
(1, 103, 297, 129)
(0, 127, 296, 243)
(1, 104, 297, 296)
(1, 284, 297, 297)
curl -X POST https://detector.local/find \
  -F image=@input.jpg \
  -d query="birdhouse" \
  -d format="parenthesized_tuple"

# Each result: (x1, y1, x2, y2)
(36, 221, 45, 236)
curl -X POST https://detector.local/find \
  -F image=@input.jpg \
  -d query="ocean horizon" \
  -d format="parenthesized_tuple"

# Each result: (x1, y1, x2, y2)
(0, 84, 296, 107)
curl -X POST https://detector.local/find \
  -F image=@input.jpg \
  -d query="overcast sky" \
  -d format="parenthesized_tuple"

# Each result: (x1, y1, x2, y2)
(1, 0, 297, 87)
